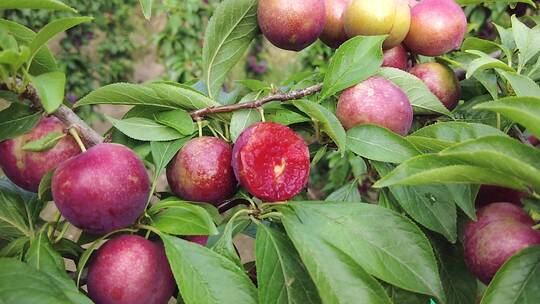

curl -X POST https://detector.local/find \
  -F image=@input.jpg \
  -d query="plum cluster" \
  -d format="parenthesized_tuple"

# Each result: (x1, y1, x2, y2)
(259, 0, 464, 135)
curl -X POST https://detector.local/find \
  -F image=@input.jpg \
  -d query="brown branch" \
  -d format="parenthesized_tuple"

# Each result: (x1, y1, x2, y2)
(189, 84, 323, 119)
(1, 83, 103, 146)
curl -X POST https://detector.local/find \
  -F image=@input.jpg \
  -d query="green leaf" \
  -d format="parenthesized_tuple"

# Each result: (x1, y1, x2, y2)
(0, 103, 41, 142)
(512, 15, 540, 71)
(0, 0, 76, 12)
(321, 35, 385, 99)
(150, 202, 218, 236)
(474, 96, 540, 140)
(480, 246, 540, 304)
(347, 124, 420, 163)
(385, 285, 430, 304)
(230, 92, 262, 142)
(465, 50, 515, 78)
(160, 234, 258, 304)
(325, 180, 362, 203)
(139, 0, 153, 19)
(154, 109, 194, 135)
(37, 170, 53, 202)
(150, 137, 190, 177)
(0, 236, 28, 258)
(256, 225, 321, 304)
(456, 0, 534, 5)
(0, 19, 57, 75)
(373, 154, 529, 191)
(25, 232, 73, 289)
(266, 104, 310, 125)
(377, 67, 451, 116)
(292, 99, 347, 153)
(29, 17, 92, 64)
(440, 136, 540, 192)
(107, 116, 183, 141)
(0, 177, 38, 241)
(461, 37, 502, 54)
(281, 202, 445, 301)
(211, 213, 245, 267)
(431, 237, 477, 304)
(22, 131, 65, 152)
(498, 71, 540, 98)
(407, 122, 508, 152)
(28, 72, 66, 114)
(373, 162, 458, 242)
(202, 0, 258, 99)
(0, 258, 93, 304)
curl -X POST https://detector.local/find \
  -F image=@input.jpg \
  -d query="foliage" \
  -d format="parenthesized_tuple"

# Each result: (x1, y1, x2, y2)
(2, 0, 540, 304)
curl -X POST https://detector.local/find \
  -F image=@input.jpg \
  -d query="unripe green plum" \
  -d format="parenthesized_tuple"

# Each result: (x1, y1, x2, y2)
(404, 0, 467, 56)
(258, 0, 326, 51)
(320, 0, 352, 48)
(336, 76, 413, 135)
(344, 0, 411, 49)
(409, 62, 460, 110)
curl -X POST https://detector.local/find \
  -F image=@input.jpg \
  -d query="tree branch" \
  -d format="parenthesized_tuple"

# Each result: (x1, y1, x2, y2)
(1, 83, 104, 146)
(189, 83, 323, 119)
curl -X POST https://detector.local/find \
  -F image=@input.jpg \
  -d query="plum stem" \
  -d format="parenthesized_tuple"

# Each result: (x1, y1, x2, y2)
(190, 83, 323, 120)
(68, 127, 87, 152)
(196, 119, 203, 137)
(53, 222, 70, 244)
(257, 107, 266, 122)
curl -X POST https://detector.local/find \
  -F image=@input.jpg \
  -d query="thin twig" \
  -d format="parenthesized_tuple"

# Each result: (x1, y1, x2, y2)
(189, 83, 323, 119)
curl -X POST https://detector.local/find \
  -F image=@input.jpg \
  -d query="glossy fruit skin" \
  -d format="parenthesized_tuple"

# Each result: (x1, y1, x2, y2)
(87, 235, 175, 304)
(166, 137, 236, 205)
(475, 185, 523, 208)
(52, 143, 150, 234)
(258, 0, 326, 51)
(409, 62, 460, 110)
(382, 44, 409, 70)
(232, 122, 310, 202)
(464, 203, 540, 284)
(404, 0, 467, 56)
(344, 0, 411, 49)
(336, 76, 413, 135)
(0, 117, 80, 192)
(320, 0, 352, 48)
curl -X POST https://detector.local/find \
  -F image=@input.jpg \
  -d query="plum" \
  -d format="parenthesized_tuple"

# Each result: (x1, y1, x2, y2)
(320, 0, 352, 48)
(232, 122, 310, 202)
(475, 185, 523, 208)
(404, 0, 467, 56)
(382, 44, 409, 70)
(409, 62, 460, 110)
(257, 0, 326, 51)
(336, 76, 413, 135)
(185, 235, 209, 246)
(464, 219, 540, 284)
(87, 235, 175, 304)
(0, 117, 80, 192)
(344, 0, 411, 49)
(166, 137, 236, 205)
(52, 143, 150, 234)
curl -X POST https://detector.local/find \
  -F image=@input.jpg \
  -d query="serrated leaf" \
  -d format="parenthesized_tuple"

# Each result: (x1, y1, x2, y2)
(22, 131, 65, 152)
(474, 96, 540, 139)
(347, 124, 420, 163)
(256, 225, 321, 304)
(377, 67, 451, 116)
(292, 99, 347, 153)
(202, 0, 258, 99)
(321, 36, 385, 99)
(107, 116, 183, 141)
(154, 109, 194, 135)
(0, 0, 76, 12)
(281, 202, 445, 302)
(160, 234, 257, 304)
(0, 103, 41, 142)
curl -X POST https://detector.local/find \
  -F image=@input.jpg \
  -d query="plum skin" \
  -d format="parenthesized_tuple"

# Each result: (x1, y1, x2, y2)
(409, 62, 460, 110)
(404, 0, 467, 56)
(0, 117, 80, 192)
(475, 185, 523, 208)
(52, 143, 150, 234)
(463, 203, 540, 284)
(320, 0, 352, 48)
(87, 235, 175, 304)
(257, 0, 326, 51)
(232, 122, 310, 202)
(336, 76, 413, 135)
(166, 136, 236, 206)
(382, 44, 409, 70)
